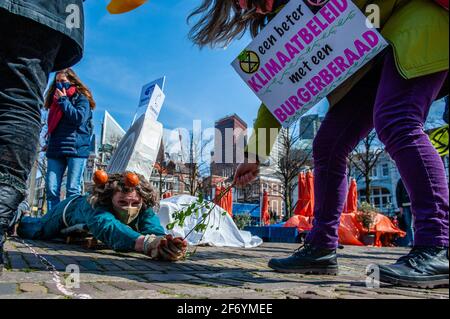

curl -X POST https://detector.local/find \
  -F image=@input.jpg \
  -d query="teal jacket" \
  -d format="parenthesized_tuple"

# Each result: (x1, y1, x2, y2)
(18, 196, 166, 252)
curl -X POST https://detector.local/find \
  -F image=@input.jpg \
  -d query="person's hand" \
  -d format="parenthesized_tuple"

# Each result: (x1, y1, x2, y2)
(233, 162, 260, 187)
(139, 234, 188, 261)
(55, 87, 67, 100)
(158, 235, 188, 261)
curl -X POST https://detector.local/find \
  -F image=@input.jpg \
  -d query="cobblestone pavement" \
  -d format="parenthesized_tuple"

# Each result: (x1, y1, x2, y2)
(0, 238, 448, 299)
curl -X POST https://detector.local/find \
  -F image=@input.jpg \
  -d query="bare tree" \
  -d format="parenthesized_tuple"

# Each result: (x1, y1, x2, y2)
(348, 130, 384, 204)
(271, 121, 313, 220)
(180, 130, 213, 196)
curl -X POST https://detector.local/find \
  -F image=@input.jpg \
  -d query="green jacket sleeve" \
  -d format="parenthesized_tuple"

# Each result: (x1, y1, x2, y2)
(245, 104, 281, 161)
(137, 208, 166, 236)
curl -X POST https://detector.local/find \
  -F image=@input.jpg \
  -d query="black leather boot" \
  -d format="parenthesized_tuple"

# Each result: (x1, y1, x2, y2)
(0, 185, 25, 272)
(268, 244, 339, 275)
(375, 246, 449, 289)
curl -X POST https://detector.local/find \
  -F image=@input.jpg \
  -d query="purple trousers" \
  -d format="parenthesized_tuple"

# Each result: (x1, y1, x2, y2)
(306, 50, 449, 249)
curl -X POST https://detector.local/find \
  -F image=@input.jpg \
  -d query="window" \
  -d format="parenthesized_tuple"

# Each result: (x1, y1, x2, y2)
(358, 187, 392, 211)
(382, 163, 389, 177)
(272, 184, 278, 195)
(371, 166, 378, 178)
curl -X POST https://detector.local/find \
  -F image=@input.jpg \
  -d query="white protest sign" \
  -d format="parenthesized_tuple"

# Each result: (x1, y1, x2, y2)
(133, 77, 166, 124)
(232, 0, 388, 128)
(107, 113, 163, 180)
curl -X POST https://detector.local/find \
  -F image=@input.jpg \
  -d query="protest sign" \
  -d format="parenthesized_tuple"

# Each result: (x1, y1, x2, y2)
(232, 0, 388, 127)
(133, 77, 166, 124)
(107, 113, 163, 179)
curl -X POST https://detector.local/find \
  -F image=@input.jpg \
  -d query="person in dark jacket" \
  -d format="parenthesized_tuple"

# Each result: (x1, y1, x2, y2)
(0, 0, 84, 271)
(43, 68, 95, 213)
(396, 178, 413, 247)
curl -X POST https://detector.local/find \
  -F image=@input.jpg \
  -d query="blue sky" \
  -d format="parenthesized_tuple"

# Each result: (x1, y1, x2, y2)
(74, 0, 262, 137)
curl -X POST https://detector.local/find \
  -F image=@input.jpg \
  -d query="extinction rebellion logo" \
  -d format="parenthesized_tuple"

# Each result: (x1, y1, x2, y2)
(304, 0, 330, 14)
(238, 50, 260, 74)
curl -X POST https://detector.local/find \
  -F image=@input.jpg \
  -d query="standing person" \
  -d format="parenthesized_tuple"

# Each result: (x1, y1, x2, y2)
(44, 69, 95, 213)
(396, 179, 413, 247)
(0, 0, 84, 272)
(188, 0, 449, 288)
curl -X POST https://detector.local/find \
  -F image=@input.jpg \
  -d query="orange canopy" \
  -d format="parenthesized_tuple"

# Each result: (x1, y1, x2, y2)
(293, 172, 307, 216)
(346, 178, 358, 213)
(162, 191, 172, 199)
(261, 190, 270, 226)
(283, 175, 404, 247)
(225, 186, 233, 217)
(338, 213, 364, 246)
(284, 215, 313, 232)
(372, 213, 406, 247)
(305, 171, 315, 217)
(294, 171, 314, 217)
(214, 185, 233, 216)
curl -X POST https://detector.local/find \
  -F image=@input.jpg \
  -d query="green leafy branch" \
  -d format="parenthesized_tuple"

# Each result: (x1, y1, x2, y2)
(166, 185, 234, 249)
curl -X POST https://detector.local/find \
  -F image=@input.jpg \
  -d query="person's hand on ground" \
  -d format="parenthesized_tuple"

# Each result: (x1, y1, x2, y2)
(233, 162, 260, 187)
(138, 234, 188, 261)
(159, 235, 188, 261)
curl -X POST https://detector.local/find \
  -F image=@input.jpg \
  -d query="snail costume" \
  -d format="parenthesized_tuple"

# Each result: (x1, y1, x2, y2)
(17, 171, 187, 261)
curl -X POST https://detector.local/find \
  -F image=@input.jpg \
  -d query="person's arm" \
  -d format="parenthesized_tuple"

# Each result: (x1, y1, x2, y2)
(245, 104, 281, 162)
(85, 208, 142, 252)
(137, 208, 167, 237)
(234, 104, 280, 186)
(57, 94, 90, 125)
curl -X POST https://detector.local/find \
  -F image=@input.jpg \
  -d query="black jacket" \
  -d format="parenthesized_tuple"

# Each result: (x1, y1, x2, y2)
(0, 0, 84, 71)
(396, 179, 411, 208)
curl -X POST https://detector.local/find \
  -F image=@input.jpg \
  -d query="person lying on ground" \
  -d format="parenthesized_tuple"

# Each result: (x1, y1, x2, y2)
(16, 171, 188, 262)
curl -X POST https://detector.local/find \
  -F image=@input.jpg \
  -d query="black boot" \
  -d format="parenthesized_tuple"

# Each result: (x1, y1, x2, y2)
(375, 246, 449, 289)
(268, 244, 339, 275)
(0, 185, 25, 272)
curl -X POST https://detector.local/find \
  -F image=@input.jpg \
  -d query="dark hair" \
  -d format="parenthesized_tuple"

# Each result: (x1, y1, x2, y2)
(88, 172, 159, 212)
(44, 68, 96, 110)
(188, 0, 270, 48)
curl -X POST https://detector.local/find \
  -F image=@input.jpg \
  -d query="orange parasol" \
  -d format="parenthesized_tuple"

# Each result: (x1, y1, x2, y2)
(346, 178, 358, 213)
(293, 172, 306, 216)
(214, 185, 233, 216)
(261, 190, 270, 226)
(304, 170, 315, 218)
(284, 215, 313, 232)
